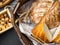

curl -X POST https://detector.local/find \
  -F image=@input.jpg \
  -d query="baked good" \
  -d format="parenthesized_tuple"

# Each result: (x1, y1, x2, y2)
(30, 0, 59, 29)
(30, 0, 54, 23)
(32, 1, 60, 43)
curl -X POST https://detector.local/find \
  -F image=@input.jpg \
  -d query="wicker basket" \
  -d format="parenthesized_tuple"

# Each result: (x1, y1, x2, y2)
(11, 0, 60, 45)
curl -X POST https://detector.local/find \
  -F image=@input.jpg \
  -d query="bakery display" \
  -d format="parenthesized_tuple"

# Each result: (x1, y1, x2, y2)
(0, 0, 12, 8)
(0, 9, 12, 34)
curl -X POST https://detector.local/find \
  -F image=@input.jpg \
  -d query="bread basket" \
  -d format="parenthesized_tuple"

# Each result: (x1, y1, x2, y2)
(11, 0, 60, 45)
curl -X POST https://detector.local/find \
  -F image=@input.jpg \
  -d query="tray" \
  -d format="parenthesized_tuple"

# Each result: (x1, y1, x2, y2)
(0, 8, 13, 34)
(0, 0, 18, 34)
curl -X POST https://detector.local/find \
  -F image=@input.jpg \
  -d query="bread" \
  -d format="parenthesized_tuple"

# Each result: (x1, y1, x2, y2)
(30, 0, 54, 24)
(30, 0, 59, 29)
(32, 1, 60, 43)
